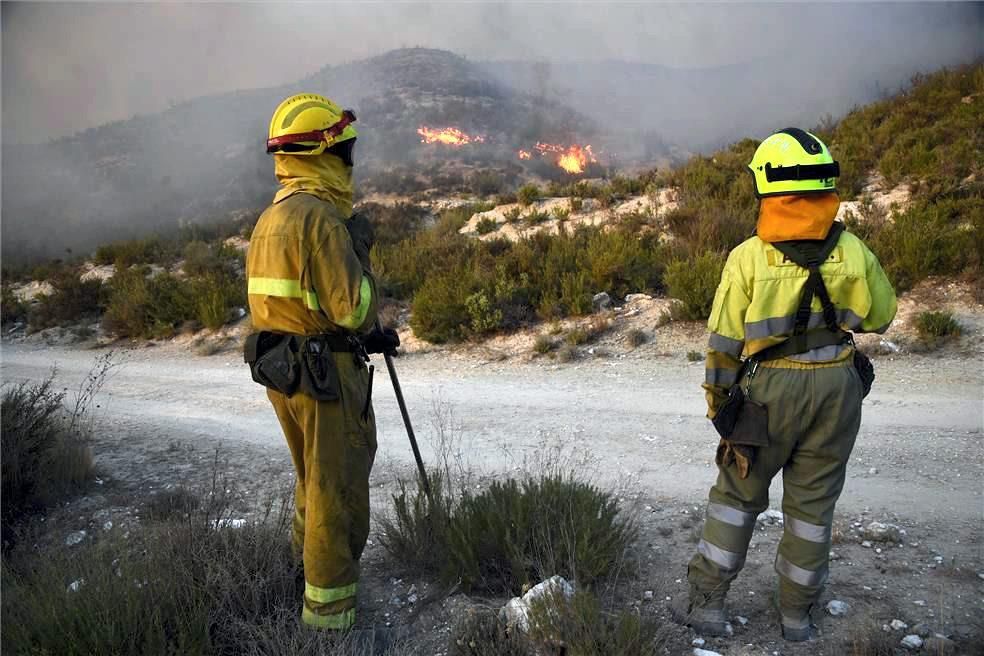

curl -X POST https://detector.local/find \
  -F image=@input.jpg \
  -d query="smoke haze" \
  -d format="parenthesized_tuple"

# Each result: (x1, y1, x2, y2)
(3, 2, 981, 143)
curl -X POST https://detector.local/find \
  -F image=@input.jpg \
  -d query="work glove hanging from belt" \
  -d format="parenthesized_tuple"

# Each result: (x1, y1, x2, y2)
(361, 326, 400, 357)
(346, 212, 375, 272)
(716, 440, 755, 479)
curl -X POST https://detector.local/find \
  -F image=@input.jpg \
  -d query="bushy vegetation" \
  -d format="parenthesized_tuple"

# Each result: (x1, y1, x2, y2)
(450, 590, 660, 656)
(664, 252, 725, 320)
(1, 376, 94, 546)
(379, 471, 635, 596)
(1, 478, 305, 656)
(27, 267, 106, 330)
(915, 309, 962, 347)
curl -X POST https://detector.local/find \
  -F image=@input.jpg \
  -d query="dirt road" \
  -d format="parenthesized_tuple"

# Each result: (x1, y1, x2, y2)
(2, 341, 981, 524)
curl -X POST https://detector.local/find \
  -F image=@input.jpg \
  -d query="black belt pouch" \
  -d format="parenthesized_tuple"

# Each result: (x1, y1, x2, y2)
(712, 384, 770, 447)
(244, 332, 302, 396)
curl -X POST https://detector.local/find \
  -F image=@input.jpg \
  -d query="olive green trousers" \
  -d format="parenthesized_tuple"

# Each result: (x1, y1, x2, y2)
(267, 355, 376, 630)
(688, 356, 862, 619)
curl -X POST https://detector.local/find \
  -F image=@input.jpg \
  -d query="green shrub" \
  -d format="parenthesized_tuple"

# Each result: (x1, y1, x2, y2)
(450, 608, 532, 656)
(192, 273, 245, 330)
(524, 210, 550, 226)
(475, 217, 500, 235)
(915, 310, 962, 346)
(555, 344, 578, 363)
(444, 475, 635, 594)
(664, 252, 725, 320)
(470, 171, 505, 197)
(626, 329, 648, 347)
(564, 327, 590, 346)
(465, 291, 503, 336)
(517, 183, 541, 207)
(93, 237, 172, 268)
(1, 376, 94, 545)
(503, 208, 523, 224)
(1, 477, 298, 656)
(687, 350, 704, 362)
(527, 590, 660, 656)
(27, 268, 105, 330)
(533, 335, 556, 354)
(410, 268, 476, 343)
(569, 197, 583, 212)
(1, 284, 28, 326)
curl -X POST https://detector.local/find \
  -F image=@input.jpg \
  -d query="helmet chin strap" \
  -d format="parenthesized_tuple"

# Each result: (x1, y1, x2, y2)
(266, 110, 356, 153)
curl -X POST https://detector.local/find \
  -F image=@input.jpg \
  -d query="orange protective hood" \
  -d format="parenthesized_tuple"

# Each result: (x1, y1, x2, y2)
(756, 192, 840, 242)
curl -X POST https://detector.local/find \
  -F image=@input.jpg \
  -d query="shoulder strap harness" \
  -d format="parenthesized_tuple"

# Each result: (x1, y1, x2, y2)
(752, 222, 850, 362)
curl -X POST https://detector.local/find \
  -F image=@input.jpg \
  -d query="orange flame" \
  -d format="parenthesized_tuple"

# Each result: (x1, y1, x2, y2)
(417, 126, 485, 146)
(521, 142, 597, 174)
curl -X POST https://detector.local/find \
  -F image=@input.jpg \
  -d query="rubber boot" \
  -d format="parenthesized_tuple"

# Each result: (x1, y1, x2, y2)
(671, 587, 730, 637)
(774, 590, 816, 642)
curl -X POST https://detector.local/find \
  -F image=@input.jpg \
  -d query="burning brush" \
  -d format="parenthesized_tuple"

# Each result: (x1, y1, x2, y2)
(520, 142, 597, 174)
(417, 126, 486, 146)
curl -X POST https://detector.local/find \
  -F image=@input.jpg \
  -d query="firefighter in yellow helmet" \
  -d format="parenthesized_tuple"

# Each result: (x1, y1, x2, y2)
(673, 128, 897, 641)
(245, 93, 398, 638)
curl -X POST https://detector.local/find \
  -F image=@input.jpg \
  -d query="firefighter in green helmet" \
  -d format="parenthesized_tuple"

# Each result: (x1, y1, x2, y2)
(673, 128, 897, 641)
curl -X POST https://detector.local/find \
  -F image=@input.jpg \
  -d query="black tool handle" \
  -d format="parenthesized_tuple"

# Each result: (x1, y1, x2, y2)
(376, 320, 432, 499)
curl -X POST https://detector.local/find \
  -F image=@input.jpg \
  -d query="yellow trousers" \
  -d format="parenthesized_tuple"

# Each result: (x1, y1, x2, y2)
(267, 354, 376, 630)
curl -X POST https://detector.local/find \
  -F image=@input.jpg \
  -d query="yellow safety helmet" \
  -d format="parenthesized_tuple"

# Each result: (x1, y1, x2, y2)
(748, 128, 839, 197)
(266, 93, 358, 157)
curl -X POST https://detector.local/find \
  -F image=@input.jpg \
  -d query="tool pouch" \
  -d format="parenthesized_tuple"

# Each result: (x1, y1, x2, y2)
(244, 332, 341, 401)
(297, 336, 341, 402)
(244, 332, 302, 396)
(712, 384, 769, 447)
(853, 349, 875, 398)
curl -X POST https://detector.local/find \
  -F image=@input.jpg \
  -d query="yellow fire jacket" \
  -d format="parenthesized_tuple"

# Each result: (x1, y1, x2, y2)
(246, 192, 376, 336)
(703, 227, 897, 416)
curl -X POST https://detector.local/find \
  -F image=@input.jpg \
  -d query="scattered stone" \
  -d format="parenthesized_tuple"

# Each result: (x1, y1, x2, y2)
(65, 531, 86, 546)
(67, 578, 84, 593)
(913, 600, 926, 607)
(829, 550, 841, 561)
(901, 634, 923, 650)
(868, 467, 879, 475)
(500, 575, 575, 633)
(826, 600, 849, 616)
(625, 293, 653, 304)
(213, 518, 247, 529)
(103, 521, 113, 531)
(756, 509, 784, 524)
(911, 623, 932, 638)
(592, 292, 612, 311)
(407, 593, 418, 604)
(923, 635, 956, 655)
(692, 637, 706, 647)
(389, 595, 403, 608)
(643, 590, 654, 601)
(890, 619, 909, 631)
(694, 649, 723, 656)
(861, 540, 873, 548)
(864, 521, 902, 543)
(735, 615, 749, 626)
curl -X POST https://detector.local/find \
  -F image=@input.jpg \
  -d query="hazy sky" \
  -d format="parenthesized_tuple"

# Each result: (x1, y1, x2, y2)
(2, 2, 981, 143)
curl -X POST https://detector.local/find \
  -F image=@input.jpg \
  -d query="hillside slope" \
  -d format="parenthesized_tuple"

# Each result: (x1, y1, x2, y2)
(1, 48, 590, 264)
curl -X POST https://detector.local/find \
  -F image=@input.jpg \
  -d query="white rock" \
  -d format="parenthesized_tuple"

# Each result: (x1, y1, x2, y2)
(65, 531, 86, 546)
(625, 293, 653, 304)
(592, 292, 612, 311)
(643, 590, 654, 601)
(862, 540, 873, 548)
(868, 467, 879, 475)
(913, 599, 926, 607)
(735, 615, 749, 625)
(864, 521, 902, 542)
(692, 637, 706, 646)
(213, 518, 247, 529)
(694, 649, 723, 656)
(757, 509, 784, 524)
(67, 578, 84, 593)
(901, 634, 923, 650)
(826, 600, 849, 616)
(890, 619, 909, 631)
(103, 521, 113, 531)
(500, 575, 575, 633)
(879, 339, 901, 353)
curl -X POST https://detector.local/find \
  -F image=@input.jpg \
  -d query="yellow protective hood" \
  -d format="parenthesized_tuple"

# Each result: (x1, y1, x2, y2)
(756, 192, 840, 242)
(273, 152, 353, 217)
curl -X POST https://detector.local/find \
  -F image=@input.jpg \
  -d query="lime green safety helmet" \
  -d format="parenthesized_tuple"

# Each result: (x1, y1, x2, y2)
(266, 93, 357, 157)
(748, 128, 840, 197)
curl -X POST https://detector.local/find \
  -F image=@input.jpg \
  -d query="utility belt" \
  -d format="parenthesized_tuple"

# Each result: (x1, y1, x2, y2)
(243, 331, 368, 401)
(711, 328, 874, 446)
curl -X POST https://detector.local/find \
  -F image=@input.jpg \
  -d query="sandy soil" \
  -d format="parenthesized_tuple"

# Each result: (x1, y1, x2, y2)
(2, 332, 982, 654)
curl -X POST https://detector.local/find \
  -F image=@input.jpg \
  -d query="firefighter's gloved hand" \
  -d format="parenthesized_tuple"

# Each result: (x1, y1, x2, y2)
(362, 327, 400, 357)
(346, 212, 375, 271)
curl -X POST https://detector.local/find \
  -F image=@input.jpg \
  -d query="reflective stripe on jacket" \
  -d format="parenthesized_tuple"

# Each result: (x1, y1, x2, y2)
(246, 192, 376, 336)
(703, 227, 896, 415)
